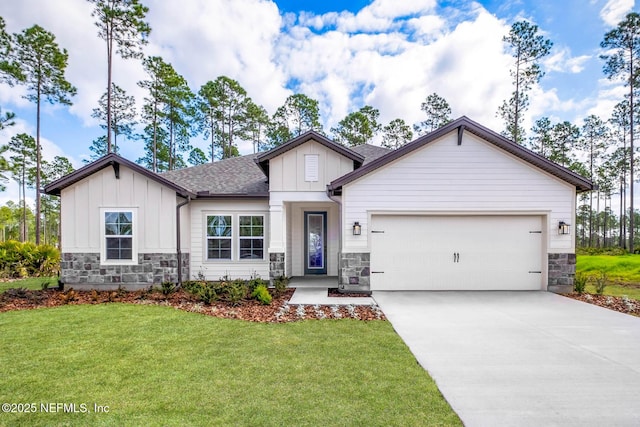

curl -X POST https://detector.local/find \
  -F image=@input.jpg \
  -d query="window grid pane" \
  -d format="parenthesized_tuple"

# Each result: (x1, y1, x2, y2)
(105, 211, 133, 260)
(239, 216, 264, 259)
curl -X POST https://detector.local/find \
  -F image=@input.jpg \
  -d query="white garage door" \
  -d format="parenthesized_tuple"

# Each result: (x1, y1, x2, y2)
(370, 215, 543, 290)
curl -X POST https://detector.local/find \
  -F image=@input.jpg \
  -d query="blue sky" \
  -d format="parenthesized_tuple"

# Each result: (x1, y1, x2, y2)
(0, 0, 637, 204)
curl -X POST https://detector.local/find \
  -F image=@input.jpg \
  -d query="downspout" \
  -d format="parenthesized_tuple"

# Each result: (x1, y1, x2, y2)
(176, 195, 191, 286)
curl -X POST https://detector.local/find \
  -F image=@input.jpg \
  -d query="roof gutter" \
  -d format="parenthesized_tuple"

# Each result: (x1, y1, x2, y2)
(176, 195, 191, 286)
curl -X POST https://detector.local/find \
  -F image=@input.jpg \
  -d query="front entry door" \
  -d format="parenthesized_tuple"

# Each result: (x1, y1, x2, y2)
(304, 212, 327, 275)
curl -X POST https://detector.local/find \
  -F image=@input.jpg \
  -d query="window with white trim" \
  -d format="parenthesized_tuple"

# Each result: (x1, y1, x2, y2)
(105, 211, 133, 260)
(207, 215, 232, 260)
(239, 215, 264, 259)
(100, 208, 137, 264)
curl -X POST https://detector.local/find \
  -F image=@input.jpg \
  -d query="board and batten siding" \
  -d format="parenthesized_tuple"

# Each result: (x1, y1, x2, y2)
(269, 140, 354, 191)
(60, 166, 178, 253)
(342, 131, 576, 252)
(190, 199, 269, 281)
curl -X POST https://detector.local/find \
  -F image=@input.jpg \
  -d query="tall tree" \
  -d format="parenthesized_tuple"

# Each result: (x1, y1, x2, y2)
(382, 118, 413, 149)
(89, 0, 150, 153)
(187, 147, 207, 166)
(609, 100, 631, 247)
(549, 121, 580, 167)
(86, 135, 109, 162)
(161, 65, 194, 170)
(6, 133, 36, 242)
(91, 83, 137, 153)
(578, 115, 609, 247)
(499, 21, 552, 144)
(413, 92, 452, 135)
(138, 56, 170, 172)
(246, 101, 270, 153)
(3, 25, 76, 245)
(529, 116, 553, 156)
(41, 156, 73, 245)
(331, 105, 381, 147)
(197, 76, 249, 160)
(267, 93, 322, 146)
(601, 12, 640, 251)
(0, 18, 16, 135)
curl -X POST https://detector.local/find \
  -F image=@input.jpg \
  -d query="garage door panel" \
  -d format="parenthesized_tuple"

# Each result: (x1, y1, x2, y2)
(371, 215, 543, 291)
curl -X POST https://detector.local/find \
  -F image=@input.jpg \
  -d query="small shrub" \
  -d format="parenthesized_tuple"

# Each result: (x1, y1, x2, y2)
(225, 280, 247, 306)
(90, 289, 100, 302)
(251, 284, 272, 305)
(273, 275, 289, 296)
(5, 287, 29, 299)
(116, 285, 127, 298)
(247, 274, 267, 293)
(573, 272, 588, 294)
(198, 284, 218, 305)
(161, 281, 177, 296)
(592, 272, 608, 295)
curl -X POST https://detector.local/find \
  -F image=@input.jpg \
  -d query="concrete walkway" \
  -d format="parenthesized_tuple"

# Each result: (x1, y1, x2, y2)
(289, 287, 374, 305)
(373, 291, 640, 427)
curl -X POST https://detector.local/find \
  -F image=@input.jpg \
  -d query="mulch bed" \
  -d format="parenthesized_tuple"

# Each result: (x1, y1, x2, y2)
(563, 293, 640, 317)
(0, 287, 385, 322)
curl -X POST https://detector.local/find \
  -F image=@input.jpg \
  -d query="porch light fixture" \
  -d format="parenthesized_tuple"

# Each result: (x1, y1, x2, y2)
(353, 222, 362, 236)
(558, 221, 571, 235)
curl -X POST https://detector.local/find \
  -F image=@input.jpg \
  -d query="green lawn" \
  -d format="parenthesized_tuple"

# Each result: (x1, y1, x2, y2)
(0, 304, 461, 426)
(576, 254, 640, 300)
(0, 276, 57, 293)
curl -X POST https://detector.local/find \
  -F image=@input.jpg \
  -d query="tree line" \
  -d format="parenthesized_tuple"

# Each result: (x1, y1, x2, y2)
(0, 3, 639, 250)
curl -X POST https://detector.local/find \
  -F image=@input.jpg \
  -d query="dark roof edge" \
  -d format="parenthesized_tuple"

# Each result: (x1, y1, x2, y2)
(328, 116, 594, 193)
(43, 153, 195, 197)
(194, 192, 269, 199)
(255, 130, 365, 176)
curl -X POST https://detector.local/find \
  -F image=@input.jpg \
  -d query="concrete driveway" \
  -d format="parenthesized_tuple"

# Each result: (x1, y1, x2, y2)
(373, 291, 640, 427)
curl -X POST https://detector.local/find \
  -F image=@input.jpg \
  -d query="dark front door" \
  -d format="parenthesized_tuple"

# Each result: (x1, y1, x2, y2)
(304, 212, 327, 275)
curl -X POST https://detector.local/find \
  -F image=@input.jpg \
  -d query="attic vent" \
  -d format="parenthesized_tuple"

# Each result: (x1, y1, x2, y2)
(305, 154, 319, 182)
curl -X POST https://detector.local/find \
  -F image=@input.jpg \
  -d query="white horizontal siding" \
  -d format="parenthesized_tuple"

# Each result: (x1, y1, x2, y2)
(343, 131, 576, 252)
(189, 199, 270, 281)
(61, 166, 178, 254)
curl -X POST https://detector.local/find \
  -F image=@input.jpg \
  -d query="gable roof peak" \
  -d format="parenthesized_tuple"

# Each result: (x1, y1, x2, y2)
(328, 116, 593, 193)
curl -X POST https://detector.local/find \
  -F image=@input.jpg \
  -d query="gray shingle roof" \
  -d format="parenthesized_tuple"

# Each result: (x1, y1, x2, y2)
(160, 154, 268, 197)
(350, 144, 391, 164)
(159, 143, 389, 197)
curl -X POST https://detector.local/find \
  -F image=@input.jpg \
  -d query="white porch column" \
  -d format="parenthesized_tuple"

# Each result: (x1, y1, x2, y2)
(268, 199, 287, 253)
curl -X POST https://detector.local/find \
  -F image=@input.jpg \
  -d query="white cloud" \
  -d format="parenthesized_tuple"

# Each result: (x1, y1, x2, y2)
(600, 0, 635, 26)
(544, 48, 591, 74)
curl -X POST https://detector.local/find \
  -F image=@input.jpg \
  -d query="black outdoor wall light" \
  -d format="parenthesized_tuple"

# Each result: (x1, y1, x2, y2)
(558, 221, 571, 235)
(353, 222, 361, 235)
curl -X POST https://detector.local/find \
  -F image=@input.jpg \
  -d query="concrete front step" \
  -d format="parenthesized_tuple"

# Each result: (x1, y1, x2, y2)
(288, 287, 375, 306)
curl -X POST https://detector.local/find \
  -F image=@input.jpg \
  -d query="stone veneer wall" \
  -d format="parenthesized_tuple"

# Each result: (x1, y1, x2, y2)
(269, 252, 285, 279)
(60, 253, 190, 289)
(339, 252, 370, 292)
(548, 253, 576, 293)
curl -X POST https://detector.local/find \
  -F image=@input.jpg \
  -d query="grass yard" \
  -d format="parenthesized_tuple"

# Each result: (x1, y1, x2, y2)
(0, 304, 461, 426)
(576, 254, 640, 300)
(0, 276, 57, 293)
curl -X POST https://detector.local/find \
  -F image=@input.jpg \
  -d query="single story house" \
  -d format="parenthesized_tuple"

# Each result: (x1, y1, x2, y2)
(44, 116, 593, 293)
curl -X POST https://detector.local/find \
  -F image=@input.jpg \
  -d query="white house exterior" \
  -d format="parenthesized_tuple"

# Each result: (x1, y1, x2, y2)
(45, 117, 592, 293)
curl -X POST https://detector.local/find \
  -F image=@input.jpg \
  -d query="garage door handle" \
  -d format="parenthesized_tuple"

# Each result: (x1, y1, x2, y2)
(528, 271, 542, 274)
(371, 271, 384, 274)
(453, 252, 460, 263)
